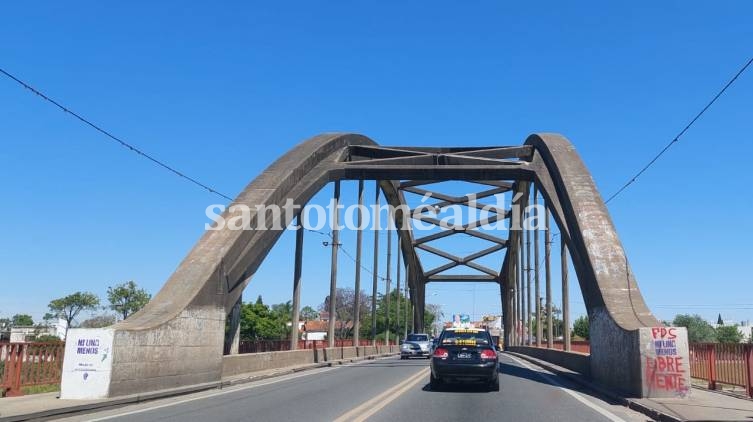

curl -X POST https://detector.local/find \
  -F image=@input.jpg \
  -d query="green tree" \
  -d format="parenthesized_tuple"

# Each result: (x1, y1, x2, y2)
(240, 296, 287, 340)
(107, 281, 151, 320)
(29, 334, 63, 343)
(48, 291, 100, 339)
(271, 301, 293, 339)
(572, 315, 589, 340)
(373, 290, 436, 338)
(716, 325, 743, 344)
(42, 312, 57, 326)
(531, 302, 564, 342)
(300, 306, 319, 321)
(320, 287, 372, 339)
(271, 301, 292, 321)
(425, 304, 440, 335)
(11, 314, 34, 327)
(672, 314, 716, 343)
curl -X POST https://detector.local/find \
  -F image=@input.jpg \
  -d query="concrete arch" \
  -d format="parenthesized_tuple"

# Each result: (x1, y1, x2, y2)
(521, 133, 660, 395)
(64, 132, 678, 398)
(103, 133, 422, 396)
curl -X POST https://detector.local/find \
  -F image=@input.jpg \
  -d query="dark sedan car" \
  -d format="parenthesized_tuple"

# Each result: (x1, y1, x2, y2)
(430, 327, 499, 391)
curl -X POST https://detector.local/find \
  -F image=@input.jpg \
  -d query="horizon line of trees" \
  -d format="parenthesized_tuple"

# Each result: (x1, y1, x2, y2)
(0, 280, 152, 341)
(2, 283, 442, 344)
(236, 287, 439, 342)
(568, 313, 751, 344)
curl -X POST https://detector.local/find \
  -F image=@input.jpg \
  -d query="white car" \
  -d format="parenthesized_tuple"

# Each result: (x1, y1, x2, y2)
(400, 333, 432, 359)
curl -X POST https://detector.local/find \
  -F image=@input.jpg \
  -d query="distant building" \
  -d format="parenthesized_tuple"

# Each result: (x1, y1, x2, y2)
(299, 319, 353, 341)
(716, 316, 752, 342)
(7, 319, 67, 342)
(733, 321, 752, 342)
(301, 320, 327, 341)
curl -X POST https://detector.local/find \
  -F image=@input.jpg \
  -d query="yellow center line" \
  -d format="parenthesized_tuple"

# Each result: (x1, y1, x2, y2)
(333, 366, 430, 422)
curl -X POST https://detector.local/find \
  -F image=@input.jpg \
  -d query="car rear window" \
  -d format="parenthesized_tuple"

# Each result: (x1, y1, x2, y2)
(407, 334, 429, 341)
(440, 330, 491, 346)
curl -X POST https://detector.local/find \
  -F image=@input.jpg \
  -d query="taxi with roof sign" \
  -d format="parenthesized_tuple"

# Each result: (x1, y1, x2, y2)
(429, 326, 499, 391)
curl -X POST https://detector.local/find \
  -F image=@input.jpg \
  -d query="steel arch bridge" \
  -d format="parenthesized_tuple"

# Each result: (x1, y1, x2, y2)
(62, 133, 690, 399)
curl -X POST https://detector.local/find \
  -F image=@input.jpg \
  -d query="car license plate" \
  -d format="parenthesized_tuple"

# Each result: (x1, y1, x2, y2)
(457, 352, 472, 359)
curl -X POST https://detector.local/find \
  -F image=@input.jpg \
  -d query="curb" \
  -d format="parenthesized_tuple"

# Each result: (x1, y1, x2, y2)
(0, 352, 399, 422)
(505, 352, 685, 422)
(221, 352, 398, 387)
(0, 382, 221, 422)
(690, 383, 753, 402)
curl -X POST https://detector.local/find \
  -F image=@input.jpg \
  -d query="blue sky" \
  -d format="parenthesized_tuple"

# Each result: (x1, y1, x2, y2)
(1, 1, 752, 327)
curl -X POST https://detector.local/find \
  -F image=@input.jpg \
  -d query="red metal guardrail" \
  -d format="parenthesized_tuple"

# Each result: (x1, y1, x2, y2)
(546, 340, 591, 354)
(690, 343, 753, 398)
(1, 342, 65, 397)
(535, 341, 752, 399)
(238, 339, 396, 354)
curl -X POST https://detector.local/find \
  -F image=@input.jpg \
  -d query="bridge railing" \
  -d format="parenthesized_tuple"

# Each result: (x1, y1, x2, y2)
(238, 339, 396, 354)
(689, 343, 753, 398)
(530, 341, 753, 398)
(542, 340, 591, 354)
(1, 342, 65, 397)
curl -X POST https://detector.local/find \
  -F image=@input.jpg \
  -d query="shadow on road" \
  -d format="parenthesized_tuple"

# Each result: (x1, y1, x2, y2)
(421, 382, 497, 394)
(341, 363, 429, 368)
(499, 361, 623, 406)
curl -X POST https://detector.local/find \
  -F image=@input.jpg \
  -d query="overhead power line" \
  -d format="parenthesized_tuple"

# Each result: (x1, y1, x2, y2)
(305, 228, 388, 281)
(0, 67, 233, 201)
(604, 56, 753, 204)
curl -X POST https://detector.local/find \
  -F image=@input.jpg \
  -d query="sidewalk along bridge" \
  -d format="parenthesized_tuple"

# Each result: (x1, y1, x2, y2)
(58, 133, 691, 400)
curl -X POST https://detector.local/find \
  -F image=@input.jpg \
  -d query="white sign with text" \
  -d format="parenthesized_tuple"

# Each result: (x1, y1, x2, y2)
(60, 328, 114, 399)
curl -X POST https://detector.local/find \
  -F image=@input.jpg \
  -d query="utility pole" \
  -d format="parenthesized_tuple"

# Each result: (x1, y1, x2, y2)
(327, 181, 341, 348)
(385, 225, 392, 345)
(534, 188, 541, 348)
(396, 236, 401, 341)
(371, 182, 380, 345)
(353, 180, 364, 347)
(290, 213, 304, 350)
(562, 240, 571, 351)
(545, 206, 553, 349)
(404, 263, 409, 339)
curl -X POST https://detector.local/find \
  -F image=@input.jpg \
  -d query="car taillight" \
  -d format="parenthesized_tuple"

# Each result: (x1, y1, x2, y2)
(433, 347, 449, 359)
(480, 349, 497, 360)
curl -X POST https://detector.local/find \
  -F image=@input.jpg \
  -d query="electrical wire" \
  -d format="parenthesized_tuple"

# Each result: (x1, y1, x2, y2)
(305, 228, 388, 281)
(604, 56, 753, 204)
(0, 67, 233, 201)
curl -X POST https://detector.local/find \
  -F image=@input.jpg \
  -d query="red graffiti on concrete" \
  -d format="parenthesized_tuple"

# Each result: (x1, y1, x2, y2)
(646, 327, 688, 394)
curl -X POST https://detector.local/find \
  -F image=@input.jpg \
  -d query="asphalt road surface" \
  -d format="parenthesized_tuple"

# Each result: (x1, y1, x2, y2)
(57, 354, 650, 422)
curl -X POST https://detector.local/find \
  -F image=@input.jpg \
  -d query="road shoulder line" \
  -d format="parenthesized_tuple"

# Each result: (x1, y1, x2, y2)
(504, 352, 683, 422)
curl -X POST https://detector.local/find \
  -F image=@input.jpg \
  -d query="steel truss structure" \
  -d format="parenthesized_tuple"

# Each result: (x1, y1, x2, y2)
(98, 133, 663, 398)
